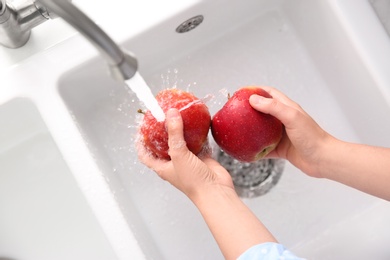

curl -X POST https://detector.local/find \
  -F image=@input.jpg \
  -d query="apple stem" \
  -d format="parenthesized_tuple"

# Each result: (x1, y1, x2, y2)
(227, 93, 231, 100)
(137, 109, 146, 115)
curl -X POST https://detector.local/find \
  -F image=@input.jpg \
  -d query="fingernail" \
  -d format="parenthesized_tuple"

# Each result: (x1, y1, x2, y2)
(250, 94, 264, 104)
(166, 108, 181, 120)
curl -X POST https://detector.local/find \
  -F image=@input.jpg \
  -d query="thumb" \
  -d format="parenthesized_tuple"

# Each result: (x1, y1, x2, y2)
(166, 108, 189, 159)
(249, 94, 299, 128)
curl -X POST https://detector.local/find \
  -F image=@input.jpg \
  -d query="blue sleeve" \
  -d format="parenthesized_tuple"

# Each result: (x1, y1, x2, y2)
(237, 242, 305, 260)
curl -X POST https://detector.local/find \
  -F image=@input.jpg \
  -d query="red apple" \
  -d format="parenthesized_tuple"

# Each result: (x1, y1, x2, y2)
(211, 86, 283, 162)
(139, 88, 211, 160)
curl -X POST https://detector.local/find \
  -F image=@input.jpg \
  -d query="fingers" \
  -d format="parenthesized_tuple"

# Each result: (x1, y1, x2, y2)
(137, 108, 190, 181)
(249, 93, 301, 129)
(257, 86, 302, 110)
(137, 141, 166, 172)
(166, 108, 189, 159)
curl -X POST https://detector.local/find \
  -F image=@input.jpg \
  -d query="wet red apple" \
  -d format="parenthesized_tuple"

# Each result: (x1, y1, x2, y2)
(139, 88, 211, 160)
(211, 86, 283, 162)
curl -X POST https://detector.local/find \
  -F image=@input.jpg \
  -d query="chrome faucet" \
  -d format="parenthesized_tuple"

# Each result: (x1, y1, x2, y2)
(0, 0, 137, 80)
(0, 0, 54, 48)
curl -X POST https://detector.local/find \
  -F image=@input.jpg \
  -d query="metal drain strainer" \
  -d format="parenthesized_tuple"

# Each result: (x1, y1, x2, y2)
(215, 149, 285, 198)
(176, 15, 204, 33)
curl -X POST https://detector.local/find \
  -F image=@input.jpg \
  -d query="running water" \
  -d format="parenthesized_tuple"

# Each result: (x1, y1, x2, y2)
(125, 72, 165, 122)
(178, 94, 214, 112)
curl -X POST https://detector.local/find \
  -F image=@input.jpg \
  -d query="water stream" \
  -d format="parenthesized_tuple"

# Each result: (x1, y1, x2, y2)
(125, 72, 165, 122)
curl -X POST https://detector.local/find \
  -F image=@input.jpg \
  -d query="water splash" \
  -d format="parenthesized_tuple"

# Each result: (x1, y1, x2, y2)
(201, 93, 215, 103)
(125, 72, 165, 122)
(160, 68, 180, 89)
(178, 94, 215, 112)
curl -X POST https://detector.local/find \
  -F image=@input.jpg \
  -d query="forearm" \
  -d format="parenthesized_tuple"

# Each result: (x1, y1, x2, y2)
(319, 138, 390, 201)
(191, 186, 277, 260)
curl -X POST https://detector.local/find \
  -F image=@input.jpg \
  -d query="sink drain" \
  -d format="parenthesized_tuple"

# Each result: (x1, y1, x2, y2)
(176, 15, 204, 33)
(215, 149, 285, 198)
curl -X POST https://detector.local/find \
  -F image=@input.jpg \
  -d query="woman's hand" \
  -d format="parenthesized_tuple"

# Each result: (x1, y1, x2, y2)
(249, 86, 334, 178)
(249, 86, 390, 201)
(138, 108, 277, 259)
(138, 108, 234, 200)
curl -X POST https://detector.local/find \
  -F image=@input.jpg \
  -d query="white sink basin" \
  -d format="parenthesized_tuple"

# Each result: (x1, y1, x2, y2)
(0, 99, 117, 260)
(2, 0, 390, 259)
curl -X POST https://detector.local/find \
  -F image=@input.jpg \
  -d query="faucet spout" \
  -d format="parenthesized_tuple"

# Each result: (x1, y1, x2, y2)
(36, 0, 138, 81)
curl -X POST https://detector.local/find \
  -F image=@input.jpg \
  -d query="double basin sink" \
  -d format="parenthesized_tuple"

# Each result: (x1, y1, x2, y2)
(1, 0, 390, 259)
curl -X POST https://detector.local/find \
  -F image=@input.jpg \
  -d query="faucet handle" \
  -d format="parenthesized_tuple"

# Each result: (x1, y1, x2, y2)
(33, 0, 71, 19)
(0, 0, 70, 48)
(34, 1, 58, 19)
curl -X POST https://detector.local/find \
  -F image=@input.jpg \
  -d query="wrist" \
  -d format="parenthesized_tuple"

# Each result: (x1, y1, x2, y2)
(188, 183, 277, 259)
(189, 184, 238, 209)
(314, 135, 343, 179)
